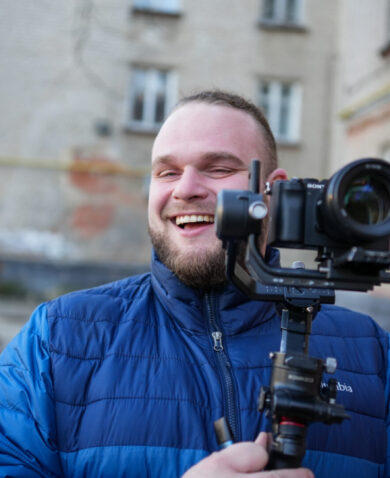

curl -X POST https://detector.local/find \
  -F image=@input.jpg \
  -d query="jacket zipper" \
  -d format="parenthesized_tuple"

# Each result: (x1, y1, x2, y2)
(205, 292, 240, 442)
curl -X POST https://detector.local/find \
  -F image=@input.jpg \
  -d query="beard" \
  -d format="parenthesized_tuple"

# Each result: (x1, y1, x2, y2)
(148, 213, 267, 290)
(148, 225, 228, 289)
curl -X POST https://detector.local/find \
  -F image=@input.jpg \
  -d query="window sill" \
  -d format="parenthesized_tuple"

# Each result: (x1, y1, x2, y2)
(131, 6, 182, 18)
(258, 20, 308, 33)
(276, 140, 301, 149)
(123, 123, 161, 136)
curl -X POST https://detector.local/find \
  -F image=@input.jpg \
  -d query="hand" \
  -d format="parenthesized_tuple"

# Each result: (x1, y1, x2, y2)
(182, 433, 314, 478)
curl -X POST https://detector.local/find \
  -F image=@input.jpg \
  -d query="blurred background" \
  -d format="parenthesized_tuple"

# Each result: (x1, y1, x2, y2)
(0, 0, 389, 347)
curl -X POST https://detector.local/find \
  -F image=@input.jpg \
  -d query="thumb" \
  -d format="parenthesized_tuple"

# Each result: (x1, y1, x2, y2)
(255, 431, 270, 448)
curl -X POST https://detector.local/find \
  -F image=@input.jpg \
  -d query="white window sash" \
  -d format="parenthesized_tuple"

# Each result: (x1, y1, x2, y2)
(262, 0, 304, 25)
(268, 82, 282, 137)
(259, 80, 301, 142)
(133, 0, 180, 13)
(295, 0, 305, 24)
(288, 83, 302, 142)
(127, 68, 176, 130)
(165, 71, 178, 117)
(275, 0, 286, 22)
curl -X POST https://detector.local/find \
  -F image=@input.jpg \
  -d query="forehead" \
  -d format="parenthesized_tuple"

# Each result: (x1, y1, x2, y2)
(151, 102, 266, 165)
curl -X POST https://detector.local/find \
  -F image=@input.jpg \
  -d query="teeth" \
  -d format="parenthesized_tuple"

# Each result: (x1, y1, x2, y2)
(175, 215, 214, 226)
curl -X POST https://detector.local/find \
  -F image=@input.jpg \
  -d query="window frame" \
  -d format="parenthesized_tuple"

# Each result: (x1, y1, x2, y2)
(260, 0, 305, 29)
(125, 66, 177, 133)
(258, 79, 302, 144)
(132, 0, 181, 15)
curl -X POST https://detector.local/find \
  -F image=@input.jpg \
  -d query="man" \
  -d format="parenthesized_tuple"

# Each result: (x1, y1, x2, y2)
(0, 90, 388, 478)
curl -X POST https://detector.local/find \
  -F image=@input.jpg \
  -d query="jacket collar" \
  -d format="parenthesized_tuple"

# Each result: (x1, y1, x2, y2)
(151, 247, 280, 335)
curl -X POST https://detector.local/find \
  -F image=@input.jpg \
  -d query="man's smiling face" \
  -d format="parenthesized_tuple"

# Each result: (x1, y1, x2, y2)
(148, 101, 269, 288)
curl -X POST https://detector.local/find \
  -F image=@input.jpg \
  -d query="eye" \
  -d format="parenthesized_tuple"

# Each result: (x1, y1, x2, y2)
(155, 169, 180, 179)
(207, 167, 235, 177)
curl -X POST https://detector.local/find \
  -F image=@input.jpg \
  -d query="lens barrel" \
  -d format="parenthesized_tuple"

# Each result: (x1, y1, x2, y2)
(319, 158, 390, 243)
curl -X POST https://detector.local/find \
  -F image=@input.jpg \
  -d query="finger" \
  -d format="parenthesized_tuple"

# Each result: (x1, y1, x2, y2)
(273, 468, 314, 478)
(218, 441, 269, 473)
(248, 467, 314, 478)
(254, 431, 270, 448)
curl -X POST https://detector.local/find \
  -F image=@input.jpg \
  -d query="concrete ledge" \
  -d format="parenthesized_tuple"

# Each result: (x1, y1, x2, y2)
(0, 256, 149, 301)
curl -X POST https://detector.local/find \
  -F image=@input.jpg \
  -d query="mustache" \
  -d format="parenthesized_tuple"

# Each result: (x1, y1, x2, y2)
(161, 202, 216, 219)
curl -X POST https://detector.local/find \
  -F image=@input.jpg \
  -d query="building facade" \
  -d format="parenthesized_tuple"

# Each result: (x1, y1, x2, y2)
(0, 0, 340, 269)
(330, 0, 390, 170)
(1, 0, 390, 337)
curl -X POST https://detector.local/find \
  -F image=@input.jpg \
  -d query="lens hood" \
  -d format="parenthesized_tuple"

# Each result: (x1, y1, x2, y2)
(320, 158, 390, 243)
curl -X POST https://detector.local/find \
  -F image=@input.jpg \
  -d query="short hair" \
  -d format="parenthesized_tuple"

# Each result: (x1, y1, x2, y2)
(174, 89, 278, 178)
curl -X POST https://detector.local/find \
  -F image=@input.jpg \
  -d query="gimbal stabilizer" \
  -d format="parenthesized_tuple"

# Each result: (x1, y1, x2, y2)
(258, 291, 348, 469)
(215, 253, 349, 469)
(214, 159, 390, 469)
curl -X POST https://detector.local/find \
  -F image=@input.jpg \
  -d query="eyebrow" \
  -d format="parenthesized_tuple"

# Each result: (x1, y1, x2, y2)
(201, 151, 248, 167)
(151, 151, 248, 170)
(151, 155, 175, 168)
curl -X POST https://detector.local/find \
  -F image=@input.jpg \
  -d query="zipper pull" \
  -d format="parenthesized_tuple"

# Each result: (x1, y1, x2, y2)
(214, 417, 234, 449)
(212, 331, 223, 352)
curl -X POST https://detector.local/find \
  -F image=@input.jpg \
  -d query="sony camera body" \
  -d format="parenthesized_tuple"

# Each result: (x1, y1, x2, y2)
(267, 159, 389, 252)
(268, 182, 385, 252)
(216, 158, 390, 287)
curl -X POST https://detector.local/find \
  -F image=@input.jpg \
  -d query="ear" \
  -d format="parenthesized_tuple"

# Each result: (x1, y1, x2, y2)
(266, 168, 288, 186)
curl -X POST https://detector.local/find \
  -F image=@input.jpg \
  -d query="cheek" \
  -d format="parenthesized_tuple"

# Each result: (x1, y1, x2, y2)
(148, 183, 169, 219)
(147, 195, 159, 222)
(221, 174, 250, 191)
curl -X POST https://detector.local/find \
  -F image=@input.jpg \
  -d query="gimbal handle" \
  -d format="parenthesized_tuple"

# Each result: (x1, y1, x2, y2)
(258, 299, 349, 469)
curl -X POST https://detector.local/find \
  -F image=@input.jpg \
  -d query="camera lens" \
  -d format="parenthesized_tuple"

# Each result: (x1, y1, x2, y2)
(320, 158, 390, 243)
(343, 175, 389, 226)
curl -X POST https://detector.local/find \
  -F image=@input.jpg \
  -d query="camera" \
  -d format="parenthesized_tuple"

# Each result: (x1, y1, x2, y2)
(217, 158, 390, 258)
(216, 158, 390, 291)
(215, 158, 390, 470)
(268, 158, 390, 251)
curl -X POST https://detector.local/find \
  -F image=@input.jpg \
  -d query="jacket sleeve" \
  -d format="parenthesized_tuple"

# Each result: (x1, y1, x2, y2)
(0, 304, 62, 477)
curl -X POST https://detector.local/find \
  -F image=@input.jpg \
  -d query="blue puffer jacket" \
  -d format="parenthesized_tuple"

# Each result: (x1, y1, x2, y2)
(0, 251, 389, 477)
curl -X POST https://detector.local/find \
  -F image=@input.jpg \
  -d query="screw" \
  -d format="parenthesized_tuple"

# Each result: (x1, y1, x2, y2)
(325, 357, 337, 374)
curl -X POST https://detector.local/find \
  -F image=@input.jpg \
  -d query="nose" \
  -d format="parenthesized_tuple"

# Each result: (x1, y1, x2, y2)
(172, 166, 208, 201)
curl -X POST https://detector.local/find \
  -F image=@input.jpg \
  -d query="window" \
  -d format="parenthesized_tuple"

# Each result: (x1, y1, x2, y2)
(258, 80, 302, 142)
(261, 0, 304, 26)
(126, 67, 176, 131)
(133, 0, 180, 14)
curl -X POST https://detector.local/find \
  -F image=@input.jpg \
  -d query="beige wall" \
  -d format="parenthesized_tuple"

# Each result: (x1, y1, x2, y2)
(1, 0, 390, 327)
(330, 0, 390, 172)
(127, 0, 339, 179)
(0, 0, 342, 265)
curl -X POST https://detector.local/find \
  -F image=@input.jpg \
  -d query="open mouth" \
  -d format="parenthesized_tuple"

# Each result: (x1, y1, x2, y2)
(174, 214, 215, 229)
